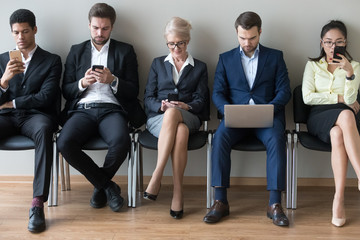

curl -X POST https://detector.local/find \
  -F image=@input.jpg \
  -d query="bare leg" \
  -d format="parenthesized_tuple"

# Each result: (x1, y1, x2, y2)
(145, 108, 183, 195)
(335, 110, 360, 180)
(330, 126, 348, 220)
(170, 123, 189, 211)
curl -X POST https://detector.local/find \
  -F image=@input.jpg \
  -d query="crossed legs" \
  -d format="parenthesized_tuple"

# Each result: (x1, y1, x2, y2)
(145, 108, 189, 211)
(330, 110, 360, 224)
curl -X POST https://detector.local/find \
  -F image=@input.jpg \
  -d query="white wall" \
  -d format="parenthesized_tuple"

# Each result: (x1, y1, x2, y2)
(0, 0, 359, 179)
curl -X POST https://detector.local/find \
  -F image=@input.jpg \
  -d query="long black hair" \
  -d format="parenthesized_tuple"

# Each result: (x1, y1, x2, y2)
(309, 20, 353, 62)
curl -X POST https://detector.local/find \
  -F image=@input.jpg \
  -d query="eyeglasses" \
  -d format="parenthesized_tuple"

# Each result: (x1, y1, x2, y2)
(321, 40, 346, 48)
(166, 41, 187, 49)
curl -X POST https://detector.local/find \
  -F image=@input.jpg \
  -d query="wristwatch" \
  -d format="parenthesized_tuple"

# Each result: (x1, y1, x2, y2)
(111, 75, 118, 87)
(346, 74, 355, 80)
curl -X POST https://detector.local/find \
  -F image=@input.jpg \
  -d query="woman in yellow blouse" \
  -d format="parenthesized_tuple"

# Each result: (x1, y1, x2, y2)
(302, 20, 360, 227)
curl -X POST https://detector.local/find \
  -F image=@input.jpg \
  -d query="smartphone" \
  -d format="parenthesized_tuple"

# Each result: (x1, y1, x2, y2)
(333, 46, 346, 63)
(167, 93, 179, 102)
(9, 50, 22, 62)
(92, 65, 104, 72)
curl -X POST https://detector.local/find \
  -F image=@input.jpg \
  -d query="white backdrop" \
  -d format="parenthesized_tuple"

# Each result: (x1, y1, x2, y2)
(0, 0, 359, 179)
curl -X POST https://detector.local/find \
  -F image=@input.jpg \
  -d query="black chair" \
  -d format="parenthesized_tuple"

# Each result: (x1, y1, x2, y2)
(292, 85, 331, 209)
(0, 134, 59, 206)
(131, 92, 211, 208)
(58, 131, 137, 208)
(206, 111, 293, 209)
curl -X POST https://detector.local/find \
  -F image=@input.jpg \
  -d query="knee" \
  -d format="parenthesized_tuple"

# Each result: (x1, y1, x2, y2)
(163, 108, 182, 123)
(330, 126, 344, 146)
(338, 110, 356, 128)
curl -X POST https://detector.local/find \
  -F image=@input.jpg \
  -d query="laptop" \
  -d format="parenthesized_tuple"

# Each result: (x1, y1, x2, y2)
(224, 104, 274, 128)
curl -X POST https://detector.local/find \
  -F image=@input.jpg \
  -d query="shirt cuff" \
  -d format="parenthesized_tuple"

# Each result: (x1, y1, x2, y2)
(12, 99, 16, 109)
(111, 75, 119, 94)
(78, 79, 87, 91)
(0, 85, 8, 92)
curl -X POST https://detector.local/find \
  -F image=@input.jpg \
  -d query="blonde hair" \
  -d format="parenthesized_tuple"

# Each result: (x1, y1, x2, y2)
(164, 17, 192, 41)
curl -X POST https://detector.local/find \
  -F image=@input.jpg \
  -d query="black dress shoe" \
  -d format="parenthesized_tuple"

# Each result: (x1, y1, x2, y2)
(170, 209, 184, 219)
(90, 187, 107, 208)
(104, 181, 124, 212)
(28, 207, 46, 233)
(143, 191, 157, 201)
(267, 203, 289, 226)
(203, 200, 230, 223)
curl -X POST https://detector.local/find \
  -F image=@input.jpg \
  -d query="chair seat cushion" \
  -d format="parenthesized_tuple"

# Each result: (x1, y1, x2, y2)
(298, 131, 331, 152)
(138, 130, 208, 151)
(0, 135, 35, 150)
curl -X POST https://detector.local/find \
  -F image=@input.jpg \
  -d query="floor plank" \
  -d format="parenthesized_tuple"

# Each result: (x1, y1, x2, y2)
(0, 178, 359, 239)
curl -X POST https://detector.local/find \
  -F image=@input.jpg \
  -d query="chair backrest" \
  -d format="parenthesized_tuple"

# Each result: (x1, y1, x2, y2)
(293, 85, 311, 124)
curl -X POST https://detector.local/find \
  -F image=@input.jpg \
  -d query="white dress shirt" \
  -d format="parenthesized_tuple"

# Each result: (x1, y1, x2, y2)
(164, 52, 194, 85)
(240, 44, 260, 105)
(78, 39, 119, 105)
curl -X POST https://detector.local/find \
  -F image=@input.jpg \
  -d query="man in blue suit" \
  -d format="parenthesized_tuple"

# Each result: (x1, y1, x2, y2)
(203, 12, 291, 226)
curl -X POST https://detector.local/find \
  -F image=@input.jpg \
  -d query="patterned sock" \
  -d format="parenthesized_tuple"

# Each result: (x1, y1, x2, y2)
(269, 190, 281, 206)
(214, 187, 228, 204)
(31, 196, 44, 208)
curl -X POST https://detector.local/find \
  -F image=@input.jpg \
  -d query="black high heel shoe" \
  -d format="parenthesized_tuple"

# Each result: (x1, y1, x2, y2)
(170, 208, 184, 219)
(143, 183, 161, 201)
(143, 191, 158, 201)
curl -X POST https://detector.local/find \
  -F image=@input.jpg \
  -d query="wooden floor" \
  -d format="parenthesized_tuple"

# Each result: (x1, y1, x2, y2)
(0, 177, 360, 239)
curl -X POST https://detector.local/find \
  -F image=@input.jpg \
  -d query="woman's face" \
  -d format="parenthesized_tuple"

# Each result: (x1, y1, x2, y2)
(166, 34, 188, 59)
(321, 28, 346, 61)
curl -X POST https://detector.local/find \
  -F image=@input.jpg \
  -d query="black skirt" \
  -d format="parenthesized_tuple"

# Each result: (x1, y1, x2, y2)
(307, 103, 360, 143)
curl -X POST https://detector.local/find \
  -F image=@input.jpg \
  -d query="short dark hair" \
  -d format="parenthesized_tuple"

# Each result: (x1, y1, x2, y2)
(309, 20, 353, 62)
(9, 9, 36, 30)
(88, 3, 116, 26)
(234, 11, 262, 32)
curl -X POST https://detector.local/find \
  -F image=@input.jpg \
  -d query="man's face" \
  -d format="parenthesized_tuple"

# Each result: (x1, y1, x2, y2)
(11, 22, 37, 51)
(236, 26, 261, 57)
(89, 17, 113, 47)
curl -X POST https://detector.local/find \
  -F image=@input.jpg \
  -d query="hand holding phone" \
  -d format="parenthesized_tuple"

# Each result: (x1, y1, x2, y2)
(9, 50, 22, 62)
(333, 46, 346, 63)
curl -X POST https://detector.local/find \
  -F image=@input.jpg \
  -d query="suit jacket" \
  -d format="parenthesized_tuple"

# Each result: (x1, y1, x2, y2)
(61, 39, 146, 128)
(212, 44, 291, 125)
(144, 55, 209, 121)
(0, 47, 62, 122)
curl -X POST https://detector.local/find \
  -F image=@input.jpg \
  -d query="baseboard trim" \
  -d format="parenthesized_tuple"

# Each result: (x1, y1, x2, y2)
(0, 175, 357, 187)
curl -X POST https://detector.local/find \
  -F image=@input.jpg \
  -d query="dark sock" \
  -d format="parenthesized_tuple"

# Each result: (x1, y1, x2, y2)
(269, 190, 281, 206)
(214, 187, 228, 204)
(31, 196, 44, 208)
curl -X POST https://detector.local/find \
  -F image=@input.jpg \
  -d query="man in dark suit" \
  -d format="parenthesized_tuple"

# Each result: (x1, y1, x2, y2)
(0, 9, 62, 233)
(203, 12, 291, 226)
(57, 3, 140, 212)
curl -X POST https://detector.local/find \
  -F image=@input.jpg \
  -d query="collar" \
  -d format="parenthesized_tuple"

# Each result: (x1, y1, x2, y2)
(16, 44, 38, 60)
(164, 52, 194, 67)
(239, 44, 260, 59)
(90, 38, 111, 52)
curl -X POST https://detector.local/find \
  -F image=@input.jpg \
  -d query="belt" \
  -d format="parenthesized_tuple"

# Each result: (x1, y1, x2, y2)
(77, 102, 120, 110)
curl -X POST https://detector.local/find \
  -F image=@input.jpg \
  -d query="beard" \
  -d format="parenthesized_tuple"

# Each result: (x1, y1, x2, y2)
(92, 36, 109, 46)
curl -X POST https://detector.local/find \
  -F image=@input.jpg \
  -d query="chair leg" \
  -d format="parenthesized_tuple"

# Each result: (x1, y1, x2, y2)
(52, 140, 59, 206)
(131, 132, 139, 207)
(48, 167, 53, 207)
(286, 132, 292, 209)
(206, 132, 213, 208)
(127, 133, 134, 207)
(59, 153, 66, 191)
(291, 133, 298, 209)
(65, 158, 71, 191)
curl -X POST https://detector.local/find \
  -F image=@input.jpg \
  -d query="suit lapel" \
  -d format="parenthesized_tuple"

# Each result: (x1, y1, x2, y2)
(107, 40, 115, 73)
(164, 61, 175, 85)
(234, 48, 250, 91)
(177, 64, 192, 85)
(22, 47, 44, 85)
(253, 44, 268, 88)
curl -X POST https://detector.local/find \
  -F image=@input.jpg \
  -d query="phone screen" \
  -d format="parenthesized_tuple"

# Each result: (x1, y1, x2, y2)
(333, 46, 346, 63)
(9, 50, 22, 62)
(92, 65, 104, 71)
